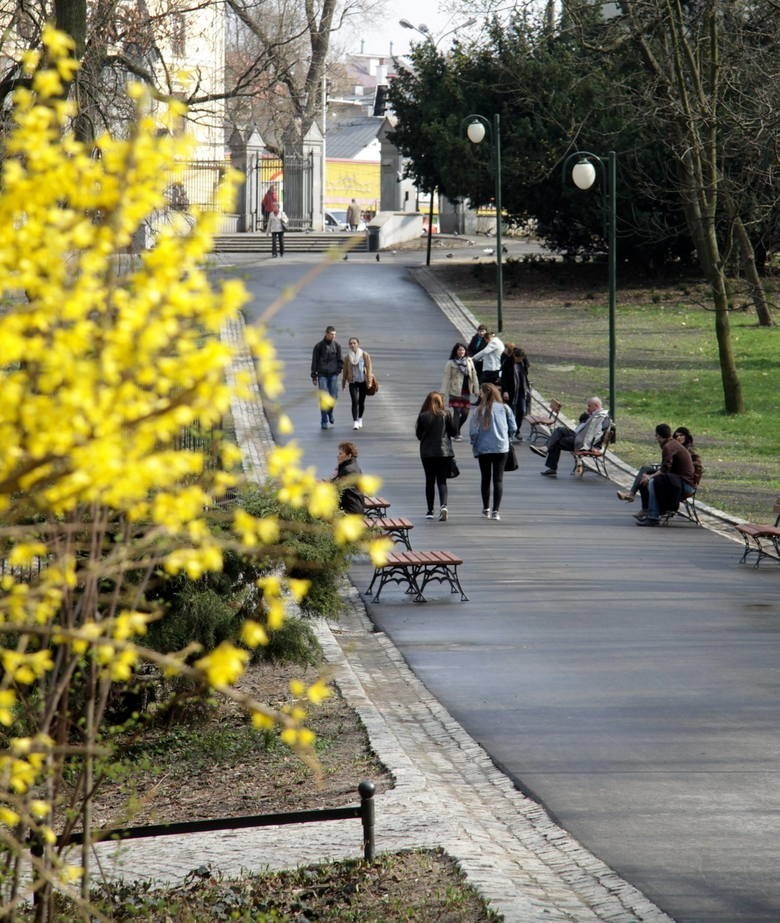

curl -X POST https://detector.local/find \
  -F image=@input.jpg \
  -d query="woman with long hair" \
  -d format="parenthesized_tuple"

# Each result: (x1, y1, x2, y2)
(672, 426, 704, 487)
(341, 336, 373, 430)
(415, 391, 457, 521)
(469, 383, 517, 521)
(441, 342, 479, 440)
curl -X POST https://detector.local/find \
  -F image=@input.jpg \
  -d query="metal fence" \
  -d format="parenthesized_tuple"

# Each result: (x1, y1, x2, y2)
(253, 152, 313, 231)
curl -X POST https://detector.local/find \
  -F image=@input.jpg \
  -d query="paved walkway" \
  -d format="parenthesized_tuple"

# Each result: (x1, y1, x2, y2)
(92, 294, 678, 923)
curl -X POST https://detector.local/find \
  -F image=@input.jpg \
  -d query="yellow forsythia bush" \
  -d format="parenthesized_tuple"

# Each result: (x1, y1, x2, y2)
(0, 26, 386, 915)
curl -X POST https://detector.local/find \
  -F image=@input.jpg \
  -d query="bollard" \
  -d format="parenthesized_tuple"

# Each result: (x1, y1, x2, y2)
(358, 780, 375, 861)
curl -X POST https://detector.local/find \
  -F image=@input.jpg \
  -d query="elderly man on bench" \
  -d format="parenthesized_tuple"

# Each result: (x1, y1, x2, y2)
(531, 396, 610, 479)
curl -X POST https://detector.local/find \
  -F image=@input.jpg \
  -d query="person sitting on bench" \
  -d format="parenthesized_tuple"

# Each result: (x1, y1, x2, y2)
(618, 425, 703, 504)
(531, 396, 610, 479)
(635, 424, 696, 526)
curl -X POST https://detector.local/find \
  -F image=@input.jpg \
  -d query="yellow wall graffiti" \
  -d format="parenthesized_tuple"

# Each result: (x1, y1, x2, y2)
(326, 160, 380, 214)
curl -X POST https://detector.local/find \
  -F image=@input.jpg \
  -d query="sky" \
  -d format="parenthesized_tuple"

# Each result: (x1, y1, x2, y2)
(343, 0, 469, 59)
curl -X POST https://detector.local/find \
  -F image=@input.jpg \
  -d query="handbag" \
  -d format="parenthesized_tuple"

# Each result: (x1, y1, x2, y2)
(366, 375, 379, 396)
(504, 444, 519, 471)
(446, 457, 460, 479)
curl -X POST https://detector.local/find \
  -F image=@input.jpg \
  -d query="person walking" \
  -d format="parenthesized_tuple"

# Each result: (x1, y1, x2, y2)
(266, 202, 288, 257)
(470, 330, 504, 385)
(441, 343, 479, 441)
(415, 391, 457, 521)
(346, 199, 362, 231)
(500, 346, 531, 442)
(342, 337, 373, 430)
(311, 326, 343, 430)
(469, 383, 517, 520)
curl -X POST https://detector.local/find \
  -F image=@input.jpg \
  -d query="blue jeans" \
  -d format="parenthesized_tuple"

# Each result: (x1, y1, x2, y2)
(647, 477, 695, 519)
(318, 374, 339, 425)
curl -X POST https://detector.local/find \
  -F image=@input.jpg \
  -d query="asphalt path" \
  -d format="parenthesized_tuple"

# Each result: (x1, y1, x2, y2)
(237, 253, 780, 923)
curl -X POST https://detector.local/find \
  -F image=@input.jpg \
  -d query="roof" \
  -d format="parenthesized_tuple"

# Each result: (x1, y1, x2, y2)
(326, 116, 385, 159)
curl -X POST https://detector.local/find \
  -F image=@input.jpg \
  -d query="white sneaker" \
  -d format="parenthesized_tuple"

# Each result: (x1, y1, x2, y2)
(482, 509, 491, 518)
(357, 418, 363, 428)
(353, 421, 360, 430)
(491, 511, 501, 521)
(439, 507, 448, 521)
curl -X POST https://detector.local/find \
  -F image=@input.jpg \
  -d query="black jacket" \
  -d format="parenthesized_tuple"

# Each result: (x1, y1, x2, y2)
(311, 339, 343, 378)
(416, 410, 456, 458)
(333, 457, 364, 513)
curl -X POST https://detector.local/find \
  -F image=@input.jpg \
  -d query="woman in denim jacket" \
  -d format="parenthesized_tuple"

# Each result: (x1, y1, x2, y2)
(469, 383, 516, 521)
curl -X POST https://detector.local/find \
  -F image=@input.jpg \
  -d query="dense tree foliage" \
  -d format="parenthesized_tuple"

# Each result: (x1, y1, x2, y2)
(389, 0, 778, 410)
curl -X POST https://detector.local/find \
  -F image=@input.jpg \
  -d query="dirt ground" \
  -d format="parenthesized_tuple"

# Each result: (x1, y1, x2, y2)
(87, 662, 393, 828)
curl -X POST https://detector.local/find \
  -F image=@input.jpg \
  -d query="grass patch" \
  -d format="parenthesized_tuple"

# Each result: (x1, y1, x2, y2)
(53, 850, 502, 922)
(435, 261, 780, 522)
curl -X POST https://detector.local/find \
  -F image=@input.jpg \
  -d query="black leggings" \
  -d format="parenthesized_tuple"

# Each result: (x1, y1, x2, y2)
(349, 381, 367, 421)
(478, 453, 505, 511)
(421, 457, 450, 512)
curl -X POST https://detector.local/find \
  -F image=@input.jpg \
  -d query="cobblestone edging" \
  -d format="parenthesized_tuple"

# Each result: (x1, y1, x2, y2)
(91, 310, 675, 922)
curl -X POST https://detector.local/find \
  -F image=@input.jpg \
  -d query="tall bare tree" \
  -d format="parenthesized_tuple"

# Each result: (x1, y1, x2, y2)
(563, 0, 779, 412)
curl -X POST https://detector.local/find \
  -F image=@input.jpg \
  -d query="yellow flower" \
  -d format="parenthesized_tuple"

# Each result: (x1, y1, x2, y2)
(287, 579, 310, 602)
(306, 680, 331, 705)
(369, 538, 392, 566)
(240, 620, 268, 648)
(309, 481, 339, 519)
(0, 691, 16, 727)
(0, 807, 20, 827)
(289, 679, 306, 697)
(195, 642, 249, 688)
(251, 711, 275, 730)
(357, 474, 382, 495)
(334, 515, 366, 545)
(42, 24, 75, 57)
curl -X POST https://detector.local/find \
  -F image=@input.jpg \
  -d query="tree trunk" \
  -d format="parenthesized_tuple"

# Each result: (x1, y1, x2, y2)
(54, 0, 87, 57)
(731, 213, 774, 327)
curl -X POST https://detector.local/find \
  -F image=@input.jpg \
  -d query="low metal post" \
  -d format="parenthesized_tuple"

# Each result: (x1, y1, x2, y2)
(358, 780, 376, 861)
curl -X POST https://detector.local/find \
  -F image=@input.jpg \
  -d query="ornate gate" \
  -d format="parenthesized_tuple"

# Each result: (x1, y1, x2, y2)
(253, 151, 313, 231)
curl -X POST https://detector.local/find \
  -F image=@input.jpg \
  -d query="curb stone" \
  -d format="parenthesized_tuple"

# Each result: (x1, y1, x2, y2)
(91, 313, 675, 922)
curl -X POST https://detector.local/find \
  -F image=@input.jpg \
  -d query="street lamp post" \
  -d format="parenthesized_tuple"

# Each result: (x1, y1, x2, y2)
(562, 150, 617, 422)
(464, 114, 503, 333)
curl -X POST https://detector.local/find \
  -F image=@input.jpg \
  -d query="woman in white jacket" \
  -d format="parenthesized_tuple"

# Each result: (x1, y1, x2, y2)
(441, 343, 479, 441)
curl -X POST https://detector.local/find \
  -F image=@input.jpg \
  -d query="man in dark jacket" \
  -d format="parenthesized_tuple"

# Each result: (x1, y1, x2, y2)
(311, 326, 343, 430)
(636, 423, 696, 525)
(467, 324, 488, 382)
(500, 347, 530, 441)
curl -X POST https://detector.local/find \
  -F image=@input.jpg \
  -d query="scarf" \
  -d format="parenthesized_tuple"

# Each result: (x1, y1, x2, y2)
(348, 347, 364, 366)
(454, 357, 469, 375)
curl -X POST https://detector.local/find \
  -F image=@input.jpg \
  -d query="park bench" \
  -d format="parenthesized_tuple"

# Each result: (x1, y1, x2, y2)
(734, 497, 780, 567)
(526, 398, 562, 447)
(734, 523, 780, 567)
(363, 496, 391, 520)
(363, 516, 414, 551)
(572, 424, 615, 479)
(659, 487, 701, 526)
(365, 550, 469, 604)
